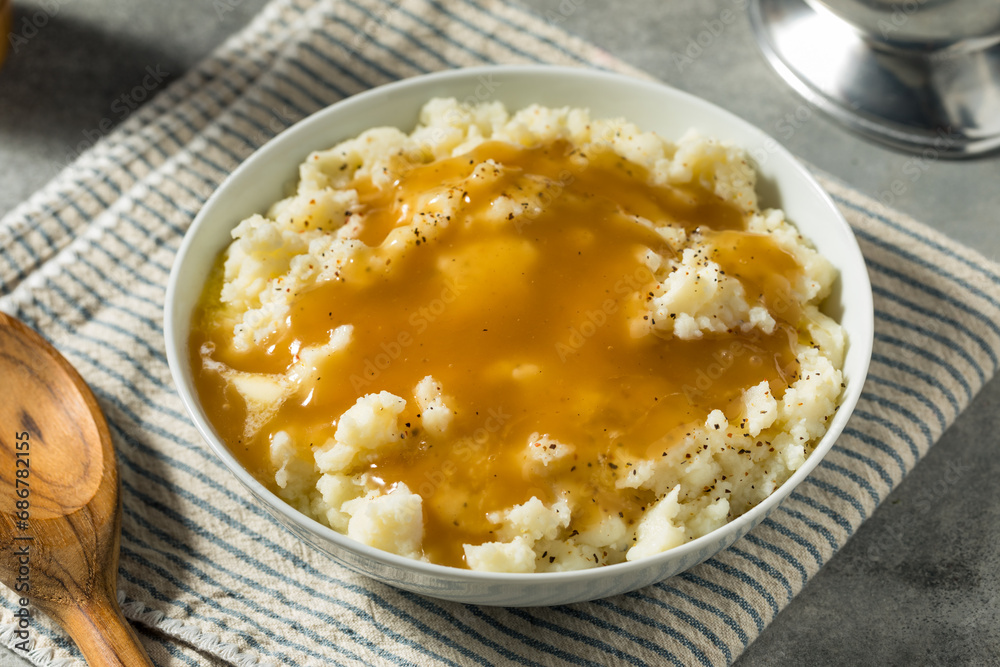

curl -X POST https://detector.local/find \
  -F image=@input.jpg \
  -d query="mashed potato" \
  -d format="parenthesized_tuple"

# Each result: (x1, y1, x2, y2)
(190, 98, 845, 572)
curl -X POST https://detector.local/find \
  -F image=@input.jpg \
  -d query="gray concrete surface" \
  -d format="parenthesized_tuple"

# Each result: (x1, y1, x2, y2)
(1, 0, 997, 664)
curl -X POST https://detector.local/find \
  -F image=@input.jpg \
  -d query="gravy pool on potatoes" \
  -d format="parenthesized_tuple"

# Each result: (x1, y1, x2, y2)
(190, 100, 843, 572)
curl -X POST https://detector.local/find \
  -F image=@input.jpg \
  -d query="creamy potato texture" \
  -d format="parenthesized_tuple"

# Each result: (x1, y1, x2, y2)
(190, 99, 845, 572)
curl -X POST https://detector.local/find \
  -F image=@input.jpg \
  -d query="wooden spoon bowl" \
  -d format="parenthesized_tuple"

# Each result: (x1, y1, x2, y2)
(0, 313, 152, 666)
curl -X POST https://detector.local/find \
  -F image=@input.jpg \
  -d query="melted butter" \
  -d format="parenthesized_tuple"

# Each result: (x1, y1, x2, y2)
(191, 139, 804, 568)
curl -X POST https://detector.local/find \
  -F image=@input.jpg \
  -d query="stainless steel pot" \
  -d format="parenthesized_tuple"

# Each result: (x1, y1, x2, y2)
(810, 0, 1000, 48)
(751, 0, 1000, 156)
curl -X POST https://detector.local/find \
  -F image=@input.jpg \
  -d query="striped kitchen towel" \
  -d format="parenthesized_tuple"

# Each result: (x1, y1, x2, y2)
(1, 0, 998, 665)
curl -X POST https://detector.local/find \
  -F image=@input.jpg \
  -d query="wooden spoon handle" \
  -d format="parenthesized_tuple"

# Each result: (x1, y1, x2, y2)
(43, 584, 154, 667)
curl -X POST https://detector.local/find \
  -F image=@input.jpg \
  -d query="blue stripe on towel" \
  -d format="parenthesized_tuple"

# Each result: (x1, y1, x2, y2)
(865, 384, 944, 451)
(875, 308, 986, 384)
(118, 547, 351, 666)
(871, 352, 960, 415)
(589, 598, 705, 666)
(396, 591, 544, 667)
(655, 582, 750, 646)
(865, 255, 1000, 342)
(118, 455, 473, 666)
(466, 606, 612, 667)
(626, 591, 734, 663)
(853, 409, 922, 462)
(320, 13, 423, 80)
(875, 332, 972, 400)
(834, 193, 1000, 286)
(506, 607, 649, 666)
(863, 374, 946, 433)
(844, 426, 906, 479)
(679, 573, 765, 632)
(463, 0, 598, 67)
(777, 507, 840, 551)
(872, 284, 997, 372)
(788, 491, 853, 534)
(759, 518, 824, 568)
(344, 0, 457, 69)
(833, 440, 898, 486)
(705, 559, 779, 616)
(800, 477, 867, 519)
(818, 460, 881, 505)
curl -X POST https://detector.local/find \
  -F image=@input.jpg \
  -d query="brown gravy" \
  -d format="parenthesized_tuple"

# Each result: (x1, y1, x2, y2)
(191, 139, 802, 568)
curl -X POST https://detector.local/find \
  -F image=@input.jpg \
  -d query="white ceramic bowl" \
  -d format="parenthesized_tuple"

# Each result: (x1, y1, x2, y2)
(164, 65, 873, 606)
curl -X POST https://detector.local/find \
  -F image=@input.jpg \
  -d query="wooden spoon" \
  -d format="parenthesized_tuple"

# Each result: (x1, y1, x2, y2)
(0, 313, 153, 666)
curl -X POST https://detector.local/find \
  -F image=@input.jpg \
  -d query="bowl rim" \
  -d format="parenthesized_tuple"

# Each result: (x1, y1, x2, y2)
(164, 63, 874, 586)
